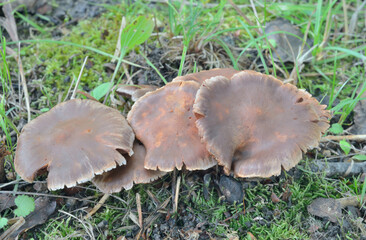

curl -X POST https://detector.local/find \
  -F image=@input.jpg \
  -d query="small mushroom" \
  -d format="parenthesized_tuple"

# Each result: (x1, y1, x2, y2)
(93, 142, 166, 193)
(14, 99, 135, 190)
(116, 84, 158, 102)
(172, 68, 239, 84)
(127, 81, 216, 171)
(193, 71, 330, 178)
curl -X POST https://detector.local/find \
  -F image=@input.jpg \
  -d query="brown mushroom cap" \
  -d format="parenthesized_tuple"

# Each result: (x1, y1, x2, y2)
(127, 81, 216, 171)
(116, 84, 158, 102)
(172, 68, 239, 84)
(92, 142, 166, 193)
(193, 71, 330, 178)
(15, 99, 135, 190)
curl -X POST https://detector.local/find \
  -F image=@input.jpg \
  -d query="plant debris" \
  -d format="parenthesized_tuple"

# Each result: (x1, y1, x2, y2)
(264, 18, 312, 62)
(350, 91, 366, 134)
(9, 197, 56, 239)
(307, 198, 342, 223)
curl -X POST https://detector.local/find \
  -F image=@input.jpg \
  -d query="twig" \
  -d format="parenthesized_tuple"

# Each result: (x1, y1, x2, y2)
(174, 176, 181, 213)
(64, 76, 76, 101)
(342, 0, 349, 41)
(123, 63, 132, 85)
(136, 193, 143, 228)
(321, 134, 366, 142)
(84, 193, 110, 219)
(309, 160, 366, 177)
(249, 0, 261, 31)
(71, 56, 89, 99)
(75, 90, 98, 101)
(103, 16, 127, 104)
(146, 189, 161, 206)
(112, 16, 126, 64)
(171, 169, 177, 213)
(17, 45, 31, 122)
(0, 216, 25, 240)
(0, 190, 97, 203)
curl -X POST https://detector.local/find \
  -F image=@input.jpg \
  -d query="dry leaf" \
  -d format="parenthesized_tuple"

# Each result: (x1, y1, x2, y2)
(350, 91, 366, 134)
(9, 197, 56, 238)
(265, 18, 312, 62)
(307, 198, 342, 223)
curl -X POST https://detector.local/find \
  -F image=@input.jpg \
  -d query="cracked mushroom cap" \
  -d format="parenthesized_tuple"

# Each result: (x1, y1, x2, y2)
(193, 71, 330, 178)
(93, 142, 166, 193)
(14, 99, 135, 190)
(172, 68, 239, 84)
(116, 84, 158, 102)
(127, 81, 216, 171)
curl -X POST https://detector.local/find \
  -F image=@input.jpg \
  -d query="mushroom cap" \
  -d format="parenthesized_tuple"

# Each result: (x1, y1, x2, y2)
(172, 68, 239, 84)
(127, 81, 216, 171)
(116, 84, 158, 102)
(193, 71, 330, 178)
(92, 142, 166, 193)
(15, 99, 135, 190)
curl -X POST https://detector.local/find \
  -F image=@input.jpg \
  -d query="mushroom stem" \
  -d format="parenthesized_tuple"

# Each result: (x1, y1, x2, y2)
(321, 134, 366, 142)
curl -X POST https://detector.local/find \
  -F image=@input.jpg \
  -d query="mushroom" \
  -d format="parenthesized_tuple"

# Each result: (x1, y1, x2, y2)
(116, 84, 158, 102)
(193, 71, 330, 178)
(14, 99, 135, 190)
(93, 142, 166, 193)
(127, 81, 216, 171)
(172, 68, 239, 84)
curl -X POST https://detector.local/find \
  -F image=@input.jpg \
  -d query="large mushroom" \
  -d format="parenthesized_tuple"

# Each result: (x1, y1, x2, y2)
(193, 71, 330, 178)
(172, 68, 239, 84)
(14, 99, 135, 190)
(93, 142, 166, 193)
(127, 81, 216, 172)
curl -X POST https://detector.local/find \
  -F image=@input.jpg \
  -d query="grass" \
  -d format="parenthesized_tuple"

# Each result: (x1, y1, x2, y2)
(0, 0, 366, 239)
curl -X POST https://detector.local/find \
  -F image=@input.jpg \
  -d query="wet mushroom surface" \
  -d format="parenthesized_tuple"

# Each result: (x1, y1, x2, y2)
(127, 81, 216, 172)
(194, 71, 330, 178)
(92, 141, 166, 193)
(14, 99, 135, 190)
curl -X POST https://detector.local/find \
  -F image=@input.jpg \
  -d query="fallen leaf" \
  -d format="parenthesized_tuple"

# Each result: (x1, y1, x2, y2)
(9, 197, 56, 238)
(265, 18, 312, 62)
(307, 198, 342, 223)
(0, 194, 16, 212)
(271, 192, 281, 203)
(350, 91, 366, 134)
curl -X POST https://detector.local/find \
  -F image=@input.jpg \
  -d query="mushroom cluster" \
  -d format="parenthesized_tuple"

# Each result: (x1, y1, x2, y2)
(14, 69, 330, 193)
